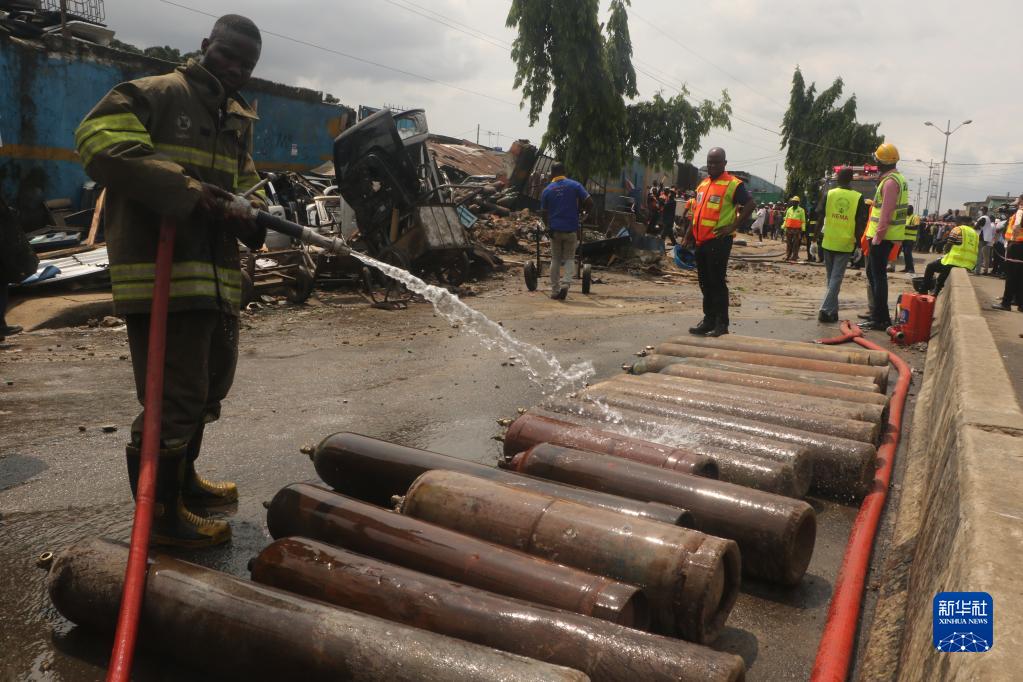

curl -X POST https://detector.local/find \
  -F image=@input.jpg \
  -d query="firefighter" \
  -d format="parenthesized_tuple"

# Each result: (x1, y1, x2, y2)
(74, 14, 267, 547)
(783, 196, 806, 261)
(859, 143, 909, 331)
(684, 147, 755, 337)
(916, 218, 980, 296)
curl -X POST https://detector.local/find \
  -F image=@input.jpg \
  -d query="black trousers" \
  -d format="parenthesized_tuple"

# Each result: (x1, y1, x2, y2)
(695, 235, 733, 327)
(902, 240, 915, 272)
(922, 259, 954, 295)
(1002, 242, 1023, 308)
(0, 283, 8, 329)
(866, 240, 894, 325)
(992, 241, 1005, 276)
(126, 310, 239, 449)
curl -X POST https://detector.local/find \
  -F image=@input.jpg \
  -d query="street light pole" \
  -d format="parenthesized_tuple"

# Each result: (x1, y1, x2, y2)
(924, 118, 972, 215)
(915, 158, 938, 215)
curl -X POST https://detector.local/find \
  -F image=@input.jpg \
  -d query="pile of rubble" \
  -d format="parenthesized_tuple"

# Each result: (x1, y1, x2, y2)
(451, 183, 521, 218)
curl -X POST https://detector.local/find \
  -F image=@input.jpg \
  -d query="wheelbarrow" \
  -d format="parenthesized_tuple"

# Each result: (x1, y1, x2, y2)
(522, 222, 629, 294)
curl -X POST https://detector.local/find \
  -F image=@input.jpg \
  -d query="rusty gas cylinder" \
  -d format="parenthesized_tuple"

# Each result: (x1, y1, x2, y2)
(399, 470, 741, 643)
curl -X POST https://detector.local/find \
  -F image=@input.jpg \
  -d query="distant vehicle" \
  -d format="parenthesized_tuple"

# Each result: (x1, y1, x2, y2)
(820, 164, 881, 200)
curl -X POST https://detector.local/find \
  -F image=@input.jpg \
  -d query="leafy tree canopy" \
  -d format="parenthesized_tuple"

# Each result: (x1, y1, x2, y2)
(780, 67, 882, 204)
(507, 0, 730, 181)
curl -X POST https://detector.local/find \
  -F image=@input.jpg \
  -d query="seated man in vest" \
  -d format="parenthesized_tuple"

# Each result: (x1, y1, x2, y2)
(915, 217, 979, 296)
(684, 147, 755, 337)
(817, 167, 868, 322)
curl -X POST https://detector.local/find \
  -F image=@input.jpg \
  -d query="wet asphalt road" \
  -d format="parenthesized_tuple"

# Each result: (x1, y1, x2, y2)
(0, 268, 920, 681)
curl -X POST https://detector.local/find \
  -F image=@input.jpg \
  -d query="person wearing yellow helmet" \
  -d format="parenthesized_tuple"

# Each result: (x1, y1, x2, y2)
(783, 196, 806, 261)
(860, 142, 910, 331)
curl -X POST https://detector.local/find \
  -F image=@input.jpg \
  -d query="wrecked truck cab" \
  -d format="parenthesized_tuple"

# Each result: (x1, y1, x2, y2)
(330, 108, 497, 287)
(331, 109, 420, 254)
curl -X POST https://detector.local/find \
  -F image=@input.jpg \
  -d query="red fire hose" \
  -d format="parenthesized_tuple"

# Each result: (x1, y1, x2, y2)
(810, 320, 912, 681)
(106, 217, 176, 681)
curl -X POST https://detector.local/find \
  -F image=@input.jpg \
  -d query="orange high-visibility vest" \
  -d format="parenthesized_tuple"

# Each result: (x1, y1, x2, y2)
(1006, 211, 1023, 242)
(783, 206, 806, 230)
(691, 173, 741, 244)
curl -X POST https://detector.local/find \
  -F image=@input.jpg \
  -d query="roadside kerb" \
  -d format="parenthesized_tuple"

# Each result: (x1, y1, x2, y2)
(859, 269, 1023, 681)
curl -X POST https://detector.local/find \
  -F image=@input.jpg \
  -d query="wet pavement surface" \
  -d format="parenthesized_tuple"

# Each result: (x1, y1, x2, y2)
(0, 262, 921, 681)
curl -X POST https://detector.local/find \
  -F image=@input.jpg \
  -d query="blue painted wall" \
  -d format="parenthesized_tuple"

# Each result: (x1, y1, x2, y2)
(0, 35, 351, 220)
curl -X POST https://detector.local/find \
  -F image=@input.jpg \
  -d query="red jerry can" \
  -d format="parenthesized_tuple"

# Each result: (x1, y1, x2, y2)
(889, 293, 936, 344)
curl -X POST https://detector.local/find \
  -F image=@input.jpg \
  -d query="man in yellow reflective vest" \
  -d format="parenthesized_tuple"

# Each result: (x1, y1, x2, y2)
(684, 147, 756, 337)
(916, 218, 980, 296)
(75, 14, 267, 547)
(860, 142, 909, 331)
(816, 167, 868, 323)
(783, 196, 806, 261)
(901, 205, 921, 273)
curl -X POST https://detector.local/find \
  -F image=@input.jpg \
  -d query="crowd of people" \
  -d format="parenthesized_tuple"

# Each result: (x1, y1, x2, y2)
(640, 141, 1021, 337)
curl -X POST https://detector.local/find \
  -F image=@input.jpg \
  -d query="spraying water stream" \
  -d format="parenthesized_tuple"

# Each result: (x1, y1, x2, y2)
(352, 252, 695, 443)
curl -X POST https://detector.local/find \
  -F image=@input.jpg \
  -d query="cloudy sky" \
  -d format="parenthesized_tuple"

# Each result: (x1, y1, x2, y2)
(108, 0, 1022, 212)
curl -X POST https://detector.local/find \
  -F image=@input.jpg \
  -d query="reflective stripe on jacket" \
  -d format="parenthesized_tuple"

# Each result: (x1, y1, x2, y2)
(866, 171, 910, 241)
(904, 214, 920, 240)
(691, 173, 740, 245)
(75, 60, 265, 316)
(783, 206, 806, 230)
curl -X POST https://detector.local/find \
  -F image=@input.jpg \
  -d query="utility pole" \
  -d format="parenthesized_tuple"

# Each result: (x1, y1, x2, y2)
(924, 118, 972, 215)
(773, 164, 778, 186)
(476, 124, 480, 145)
(915, 178, 922, 209)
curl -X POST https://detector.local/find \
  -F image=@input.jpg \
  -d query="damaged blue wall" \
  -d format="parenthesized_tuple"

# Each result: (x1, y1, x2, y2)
(0, 35, 351, 223)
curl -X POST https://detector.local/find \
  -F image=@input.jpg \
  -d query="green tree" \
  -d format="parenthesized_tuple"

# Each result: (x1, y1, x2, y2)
(507, 0, 729, 181)
(627, 89, 732, 170)
(780, 67, 882, 203)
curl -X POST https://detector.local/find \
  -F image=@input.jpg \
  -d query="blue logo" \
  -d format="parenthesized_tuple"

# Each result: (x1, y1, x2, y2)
(933, 592, 993, 652)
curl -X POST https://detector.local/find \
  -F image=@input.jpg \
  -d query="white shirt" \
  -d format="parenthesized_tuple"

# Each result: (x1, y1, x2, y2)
(752, 207, 767, 231)
(979, 214, 996, 243)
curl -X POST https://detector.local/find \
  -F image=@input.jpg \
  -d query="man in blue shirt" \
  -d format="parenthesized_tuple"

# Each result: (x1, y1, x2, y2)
(540, 162, 594, 300)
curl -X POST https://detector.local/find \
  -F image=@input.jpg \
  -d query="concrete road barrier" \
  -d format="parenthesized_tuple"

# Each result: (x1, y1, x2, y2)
(860, 269, 1023, 681)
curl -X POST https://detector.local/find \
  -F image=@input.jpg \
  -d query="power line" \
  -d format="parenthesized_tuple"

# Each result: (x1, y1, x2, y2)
(382, 0, 511, 50)
(156, 0, 519, 106)
(630, 9, 788, 111)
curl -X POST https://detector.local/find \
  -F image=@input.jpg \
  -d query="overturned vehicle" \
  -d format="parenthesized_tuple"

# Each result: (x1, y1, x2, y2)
(331, 109, 501, 288)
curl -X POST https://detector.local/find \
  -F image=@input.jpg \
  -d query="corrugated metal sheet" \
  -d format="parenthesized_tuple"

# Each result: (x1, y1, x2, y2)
(426, 140, 507, 179)
(21, 247, 109, 287)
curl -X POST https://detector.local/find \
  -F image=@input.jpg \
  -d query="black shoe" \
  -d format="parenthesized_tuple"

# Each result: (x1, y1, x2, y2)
(858, 320, 890, 331)
(705, 324, 729, 337)
(1, 325, 22, 336)
(818, 311, 839, 323)
(556, 286, 569, 300)
(991, 303, 1011, 311)
(688, 318, 715, 335)
(857, 311, 872, 320)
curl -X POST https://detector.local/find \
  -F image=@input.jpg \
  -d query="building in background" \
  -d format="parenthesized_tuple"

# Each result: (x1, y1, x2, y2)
(0, 34, 354, 225)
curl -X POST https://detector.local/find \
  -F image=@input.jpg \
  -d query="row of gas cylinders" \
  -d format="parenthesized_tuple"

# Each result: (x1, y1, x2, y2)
(45, 332, 890, 681)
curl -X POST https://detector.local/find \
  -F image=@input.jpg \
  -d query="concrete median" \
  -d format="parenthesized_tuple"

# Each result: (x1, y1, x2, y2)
(859, 269, 1023, 681)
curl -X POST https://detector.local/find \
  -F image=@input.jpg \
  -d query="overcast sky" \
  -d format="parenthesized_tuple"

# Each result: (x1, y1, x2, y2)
(108, 0, 1023, 213)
